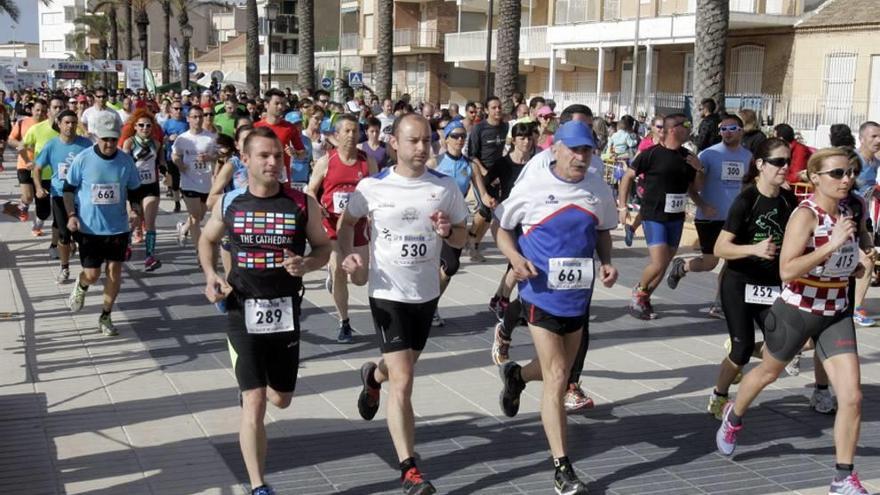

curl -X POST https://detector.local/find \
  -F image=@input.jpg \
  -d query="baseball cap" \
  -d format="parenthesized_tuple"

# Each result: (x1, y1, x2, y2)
(443, 120, 466, 138)
(76, 95, 88, 103)
(536, 106, 555, 118)
(181, 89, 192, 97)
(285, 111, 303, 125)
(346, 100, 361, 113)
(553, 121, 595, 149)
(202, 89, 212, 97)
(92, 111, 121, 139)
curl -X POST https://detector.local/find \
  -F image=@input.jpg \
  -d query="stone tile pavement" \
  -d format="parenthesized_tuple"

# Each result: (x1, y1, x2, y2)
(1, 149, 879, 494)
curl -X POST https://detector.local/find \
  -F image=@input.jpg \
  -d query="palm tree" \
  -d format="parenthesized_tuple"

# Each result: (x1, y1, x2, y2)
(693, 0, 729, 126)
(72, 12, 112, 85)
(0, 0, 20, 23)
(494, 0, 521, 115)
(172, 0, 192, 89)
(245, 0, 259, 95)
(122, 0, 133, 60)
(297, 0, 314, 93)
(133, 0, 151, 64)
(161, 0, 171, 84)
(92, 0, 121, 87)
(375, 0, 393, 100)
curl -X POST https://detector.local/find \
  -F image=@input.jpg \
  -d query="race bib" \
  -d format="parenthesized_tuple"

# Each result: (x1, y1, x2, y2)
(244, 297, 295, 334)
(193, 160, 211, 172)
(744, 284, 780, 305)
(139, 167, 156, 184)
(394, 239, 433, 266)
(91, 183, 120, 205)
(291, 182, 308, 192)
(664, 193, 687, 213)
(823, 241, 858, 278)
(548, 257, 594, 290)
(58, 163, 69, 181)
(333, 191, 351, 212)
(721, 161, 744, 182)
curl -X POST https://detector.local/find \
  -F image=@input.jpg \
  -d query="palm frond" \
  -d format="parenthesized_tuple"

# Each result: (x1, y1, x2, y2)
(0, 0, 21, 23)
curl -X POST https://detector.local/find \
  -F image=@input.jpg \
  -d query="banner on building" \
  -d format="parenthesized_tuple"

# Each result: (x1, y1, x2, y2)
(125, 61, 145, 90)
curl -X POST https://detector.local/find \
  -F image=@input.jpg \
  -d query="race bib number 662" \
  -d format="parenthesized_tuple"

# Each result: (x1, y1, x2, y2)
(91, 183, 120, 205)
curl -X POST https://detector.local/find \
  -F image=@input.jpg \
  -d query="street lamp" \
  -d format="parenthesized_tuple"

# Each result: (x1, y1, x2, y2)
(137, 10, 149, 67)
(182, 23, 194, 90)
(265, 2, 279, 91)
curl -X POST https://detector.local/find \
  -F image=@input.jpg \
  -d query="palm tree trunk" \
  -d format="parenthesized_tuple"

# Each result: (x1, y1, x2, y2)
(693, 0, 728, 127)
(180, 10, 191, 90)
(109, 8, 119, 88)
(123, 0, 133, 60)
(375, 0, 393, 100)
(162, 0, 171, 84)
(298, 0, 315, 92)
(137, 9, 149, 65)
(494, 0, 521, 115)
(245, 0, 259, 96)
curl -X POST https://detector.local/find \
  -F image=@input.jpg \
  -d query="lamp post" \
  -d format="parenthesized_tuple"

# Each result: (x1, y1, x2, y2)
(265, 2, 279, 91)
(137, 10, 149, 67)
(182, 23, 194, 90)
(483, 0, 494, 102)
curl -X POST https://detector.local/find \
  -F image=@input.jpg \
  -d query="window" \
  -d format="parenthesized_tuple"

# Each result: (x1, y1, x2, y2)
(727, 45, 764, 94)
(41, 12, 63, 25)
(555, 0, 569, 24)
(364, 14, 374, 40)
(573, 70, 597, 92)
(42, 39, 64, 52)
(281, 0, 296, 15)
(824, 51, 857, 124)
(64, 6, 76, 22)
(684, 52, 694, 94)
(282, 38, 298, 55)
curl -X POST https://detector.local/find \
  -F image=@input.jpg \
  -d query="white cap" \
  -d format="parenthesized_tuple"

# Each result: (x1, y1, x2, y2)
(181, 89, 192, 97)
(346, 100, 360, 113)
(202, 89, 212, 96)
(92, 112, 120, 139)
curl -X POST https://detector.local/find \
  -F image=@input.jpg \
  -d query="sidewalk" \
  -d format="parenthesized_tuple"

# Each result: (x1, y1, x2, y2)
(0, 148, 878, 495)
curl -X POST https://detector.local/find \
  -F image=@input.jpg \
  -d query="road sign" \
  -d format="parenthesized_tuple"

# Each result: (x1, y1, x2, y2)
(187, 62, 197, 73)
(321, 77, 333, 90)
(348, 71, 364, 88)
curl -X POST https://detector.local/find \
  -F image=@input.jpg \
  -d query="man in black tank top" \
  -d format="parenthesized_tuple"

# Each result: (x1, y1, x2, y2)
(198, 127, 331, 495)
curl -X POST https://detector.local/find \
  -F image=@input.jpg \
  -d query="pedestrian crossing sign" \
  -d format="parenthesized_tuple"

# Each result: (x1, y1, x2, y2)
(348, 72, 364, 88)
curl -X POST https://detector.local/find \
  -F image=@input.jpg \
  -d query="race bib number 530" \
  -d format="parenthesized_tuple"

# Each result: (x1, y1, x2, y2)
(548, 258, 594, 290)
(244, 297, 295, 334)
(91, 183, 120, 205)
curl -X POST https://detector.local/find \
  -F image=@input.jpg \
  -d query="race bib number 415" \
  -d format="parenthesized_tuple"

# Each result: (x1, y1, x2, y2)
(244, 297, 295, 334)
(548, 258, 594, 290)
(91, 183, 120, 205)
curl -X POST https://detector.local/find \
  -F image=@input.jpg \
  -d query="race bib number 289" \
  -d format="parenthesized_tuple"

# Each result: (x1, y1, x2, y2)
(244, 297, 295, 334)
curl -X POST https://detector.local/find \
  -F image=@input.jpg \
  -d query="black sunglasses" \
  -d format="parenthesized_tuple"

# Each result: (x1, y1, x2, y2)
(447, 133, 467, 140)
(763, 157, 790, 167)
(816, 167, 856, 180)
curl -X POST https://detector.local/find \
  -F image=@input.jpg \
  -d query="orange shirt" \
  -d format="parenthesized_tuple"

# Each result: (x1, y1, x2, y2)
(11, 117, 38, 170)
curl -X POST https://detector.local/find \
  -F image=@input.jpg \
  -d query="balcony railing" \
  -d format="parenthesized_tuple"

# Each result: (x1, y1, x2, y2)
(316, 34, 359, 52)
(555, 0, 801, 23)
(445, 26, 549, 63)
(260, 53, 299, 73)
(393, 28, 441, 49)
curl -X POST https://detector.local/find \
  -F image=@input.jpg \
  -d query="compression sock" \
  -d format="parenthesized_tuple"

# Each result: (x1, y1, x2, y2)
(145, 230, 157, 257)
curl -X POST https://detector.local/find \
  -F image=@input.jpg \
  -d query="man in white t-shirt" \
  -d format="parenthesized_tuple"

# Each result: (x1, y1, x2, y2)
(516, 104, 602, 185)
(81, 88, 123, 142)
(339, 114, 467, 495)
(172, 105, 217, 250)
(376, 98, 395, 143)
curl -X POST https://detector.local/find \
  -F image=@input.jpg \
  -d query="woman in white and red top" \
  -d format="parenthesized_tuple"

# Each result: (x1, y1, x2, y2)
(716, 147, 869, 495)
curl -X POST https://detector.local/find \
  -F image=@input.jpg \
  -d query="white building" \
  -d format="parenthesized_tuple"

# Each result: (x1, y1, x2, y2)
(37, 0, 85, 59)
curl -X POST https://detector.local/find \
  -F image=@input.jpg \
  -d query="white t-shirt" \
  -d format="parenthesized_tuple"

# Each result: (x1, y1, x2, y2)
(516, 147, 604, 185)
(346, 166, 469, 303)
(377, 113, 395, 142)
(81, 106, 123, 141)
(172, 130, 217, 193)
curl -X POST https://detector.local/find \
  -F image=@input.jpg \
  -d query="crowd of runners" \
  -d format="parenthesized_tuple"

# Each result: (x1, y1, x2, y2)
(1, 83, 879, 495)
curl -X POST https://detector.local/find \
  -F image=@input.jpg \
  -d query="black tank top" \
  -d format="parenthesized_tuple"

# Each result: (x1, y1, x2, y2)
(222, 186, 308, 301)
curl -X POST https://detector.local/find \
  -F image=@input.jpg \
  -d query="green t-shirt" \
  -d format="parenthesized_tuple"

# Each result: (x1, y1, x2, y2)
(214, 113, 236, 138)
(23, 119, 60, 180)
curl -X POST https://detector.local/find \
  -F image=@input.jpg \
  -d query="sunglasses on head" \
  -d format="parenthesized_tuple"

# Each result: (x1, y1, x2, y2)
(719, 125, 741, 132)
(763, 157, 790, 167)
(673, 120, 692, 129)
(816, 167, 856, 180)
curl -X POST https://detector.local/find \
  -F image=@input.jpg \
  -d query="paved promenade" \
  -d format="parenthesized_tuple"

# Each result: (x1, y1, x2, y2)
(1, 149, 879, 494)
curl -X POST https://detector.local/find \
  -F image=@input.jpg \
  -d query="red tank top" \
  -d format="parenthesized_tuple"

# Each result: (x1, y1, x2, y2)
(320, 149, 370, 214)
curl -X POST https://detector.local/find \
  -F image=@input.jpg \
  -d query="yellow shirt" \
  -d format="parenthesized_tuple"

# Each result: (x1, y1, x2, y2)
(23, 119, 60, 180)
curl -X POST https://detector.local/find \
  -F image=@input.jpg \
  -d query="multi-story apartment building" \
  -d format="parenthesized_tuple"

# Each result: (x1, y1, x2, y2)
(37, 0, 87, 59)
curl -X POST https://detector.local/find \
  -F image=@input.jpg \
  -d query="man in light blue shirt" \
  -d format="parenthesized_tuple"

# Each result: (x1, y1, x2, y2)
(63, 112, 140, 337)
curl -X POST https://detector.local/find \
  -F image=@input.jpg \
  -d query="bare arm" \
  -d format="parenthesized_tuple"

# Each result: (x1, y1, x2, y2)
(306, 154, 329, 200)
(199, 198, 227, 280)
(207, 162, 235, 209)
(779, 208, 843, 282)
(301, 196, 332, 270)
(444, 221, 467, 249)
(714, 230, 775, 261)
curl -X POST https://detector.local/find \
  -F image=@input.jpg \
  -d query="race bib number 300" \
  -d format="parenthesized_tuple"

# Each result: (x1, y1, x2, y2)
(91, 183, 120, 205)
(664, 193, 687, 214)
(244, 297, 295, 334)
(548, 258, 594, 290)
(721, 161, 745, 182)
(744, 284, 780, 305)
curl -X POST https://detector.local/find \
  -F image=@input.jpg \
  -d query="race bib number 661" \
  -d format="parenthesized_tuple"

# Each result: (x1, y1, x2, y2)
(548, 258, 594, 290)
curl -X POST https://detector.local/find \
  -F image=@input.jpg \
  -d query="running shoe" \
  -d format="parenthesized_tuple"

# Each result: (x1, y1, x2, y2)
(554, 463, 589, 495)
(499, 361, 525, 418)
(491, 322, 511, 366)
(48, 244, 58, 260)
(357, 361, 381, 420)
(18, 208, 28, 222)
(853, 307, 875, 327)
(707, 392, 729, 420)
(708, 304, 725, 319)
(401, 467, 436, 495)
(716, 401, 742, 456)
(564, 382, 595, 412)
(468, 241, 485, 262)
(810, 387, 837, 414)
(251, 485, 275, 495)
(337, 320, 354, 343)
(144, 256, 162, 272)
(785, 353, 801, 377)
(629, 287, 657, 320)
(132, 227, 144, 245)
(176, 221, 187, 246)
(666, 257, 686, 289)
(624, 224, 635, 247)
(828, 472, 869, 495)
(98, 313, 118, 336)
(67, 283, 86, 312)
(431, 309, 444, 327)
(31, 218, 44, 237)
(55, 267, 70, 284)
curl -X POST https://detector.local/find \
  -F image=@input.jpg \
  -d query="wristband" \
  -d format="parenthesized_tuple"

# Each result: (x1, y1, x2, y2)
(67, 212, 77, 218)
(440, 229, 453, 239)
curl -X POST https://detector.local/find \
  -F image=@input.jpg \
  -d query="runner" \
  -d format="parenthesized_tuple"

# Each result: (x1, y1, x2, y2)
(341, 113, 468, 495)
(162, 99, 188, 212)
(198, 126, 331, 495)
(617, 113, 703, 320)
(121, 108, 165, 271)
(667, 114, 752, 318)
(359, 117, 389, 171)
(25, 94, 64, 240)
(172, 105, 217, 250)
(306, 114, 377, 343)
(284, 113, 311, 192)
(81, 87, 123, 142)
(33, 110, 91, 283)
(853, 120, 880, 327)
(494, 121, 617, 495)
(254, 88, 306, 185)
(9, 98, 46, 223)
(706, 137, 797, 419)
(716, 147, 868, 495)
(64, 112, 140, 336)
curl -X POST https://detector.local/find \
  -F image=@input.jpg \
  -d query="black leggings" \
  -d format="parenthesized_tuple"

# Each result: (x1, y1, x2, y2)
(167, 163, 181, 191)
(719, 269, 772, 366)
(35, 180, 51, 221)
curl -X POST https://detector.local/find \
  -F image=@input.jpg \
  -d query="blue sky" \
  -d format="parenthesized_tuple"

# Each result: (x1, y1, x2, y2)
(1, 1, 39, 43)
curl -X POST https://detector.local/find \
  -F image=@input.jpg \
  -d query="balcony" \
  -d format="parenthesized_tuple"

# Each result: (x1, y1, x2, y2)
(315, 33, 360, 53)
(444, 26, 550, 65)
(394, 28, 441, 50)
(260, 53, 299, 74)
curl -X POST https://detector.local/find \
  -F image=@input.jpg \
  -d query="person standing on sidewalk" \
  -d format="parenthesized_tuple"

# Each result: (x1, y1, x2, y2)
(341, 114, 468, 495)
(198, 127, 330, 495)
(64, 112, 140, 336)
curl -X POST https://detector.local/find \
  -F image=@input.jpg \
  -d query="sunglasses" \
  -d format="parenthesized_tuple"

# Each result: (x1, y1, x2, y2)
(205, 113, 215, 116)
(99, 137, 116, 142)
(673, 121, 692, 129)
(447, 133, 467, 140)
(654, 124, 664, 129)
(94, 94, 106, 99)
(136, 123, 152, 128)
(719, 125, 741, 132)
(816, 167, 856, 180)
(172, 106, 182, 110)
(763, 157, 790, 167)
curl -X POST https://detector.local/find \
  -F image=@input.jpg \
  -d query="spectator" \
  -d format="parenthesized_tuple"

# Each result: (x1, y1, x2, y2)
(694, 97, 722, 151)
(774, 122, 812, 185)
(739, 108, 766, 155)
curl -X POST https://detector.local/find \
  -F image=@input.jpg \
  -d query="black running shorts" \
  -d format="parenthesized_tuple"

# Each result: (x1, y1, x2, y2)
(369, 297, 439, 354)
(764, 299, 857, 363)
(522, 300, 584, 335)
(77, 232, 129, 268)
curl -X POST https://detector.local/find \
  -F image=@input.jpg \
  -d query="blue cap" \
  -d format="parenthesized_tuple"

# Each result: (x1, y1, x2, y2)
(320, 116, 334, 134)
(553, 121, 595, 149)
(443, 120, 466, 138)
(285, 111, 302, 125)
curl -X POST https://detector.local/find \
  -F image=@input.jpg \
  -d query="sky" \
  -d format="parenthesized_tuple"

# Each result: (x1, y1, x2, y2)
(0, 1, 39, 43)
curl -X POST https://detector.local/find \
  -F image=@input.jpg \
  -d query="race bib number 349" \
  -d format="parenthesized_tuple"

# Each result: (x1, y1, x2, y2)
(664, 193, 687, 214)
(244, 297, 295, 334)
(91, 183, 120, 205)
(548, 258, 594, 290)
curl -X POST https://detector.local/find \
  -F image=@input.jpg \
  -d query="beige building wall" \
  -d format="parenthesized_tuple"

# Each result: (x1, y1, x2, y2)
(727, 29, 794, 94)
(788, 27, 879, 100)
